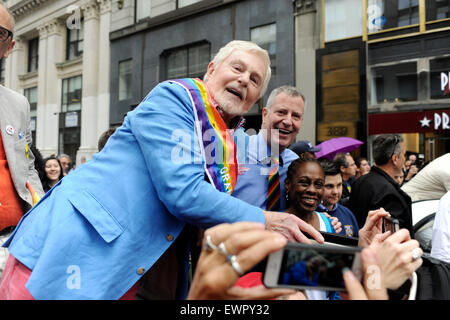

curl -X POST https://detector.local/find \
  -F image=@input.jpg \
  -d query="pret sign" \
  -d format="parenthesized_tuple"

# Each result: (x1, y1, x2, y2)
(369, 109, 450, 134)
(441, 72, 450, 95)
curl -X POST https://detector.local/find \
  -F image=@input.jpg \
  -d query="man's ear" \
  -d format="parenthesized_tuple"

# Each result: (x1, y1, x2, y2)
(206, 61, 215, 79)
(391, 152, 400, 166)
(261, 107, 269, 125)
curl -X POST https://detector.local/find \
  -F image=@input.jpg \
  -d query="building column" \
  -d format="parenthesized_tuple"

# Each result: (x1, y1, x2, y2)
(39, 19, 66, 158)
(294, 0, 320, 144)
(96, 0, 112, 139)
(5, 36, 25, 92)
(36, 24, 48, 153)
(77, 0, 100, 163)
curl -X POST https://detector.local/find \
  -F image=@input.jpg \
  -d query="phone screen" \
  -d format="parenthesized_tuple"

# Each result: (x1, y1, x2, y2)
(383, 217, 399, 233)
(265, 243, 362, 291)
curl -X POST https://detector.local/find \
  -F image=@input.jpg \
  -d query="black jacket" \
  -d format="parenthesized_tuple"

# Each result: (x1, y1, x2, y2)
(349, 166, 413, 235)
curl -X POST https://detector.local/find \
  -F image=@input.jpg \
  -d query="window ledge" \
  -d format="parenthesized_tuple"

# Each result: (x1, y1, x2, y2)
(56, 56, 83, 69)
(18, 70, 38, 81)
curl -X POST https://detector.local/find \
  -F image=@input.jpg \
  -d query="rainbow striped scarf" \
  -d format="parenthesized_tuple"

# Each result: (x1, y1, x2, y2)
(169, 78, 238, 194)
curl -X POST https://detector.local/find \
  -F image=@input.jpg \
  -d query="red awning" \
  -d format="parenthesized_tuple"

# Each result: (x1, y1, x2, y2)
(368, 109, 450, 135)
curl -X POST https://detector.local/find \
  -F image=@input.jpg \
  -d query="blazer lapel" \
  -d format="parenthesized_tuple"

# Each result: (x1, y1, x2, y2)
(0, 88, 17, 170)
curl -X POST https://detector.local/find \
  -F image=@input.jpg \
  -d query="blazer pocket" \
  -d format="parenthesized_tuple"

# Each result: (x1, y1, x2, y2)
(68, 190, 124, 243)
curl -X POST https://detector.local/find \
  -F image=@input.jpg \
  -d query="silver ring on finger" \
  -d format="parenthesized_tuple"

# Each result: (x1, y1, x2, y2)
(218, 242, 230, 257)
(412, 247, 422, 261)
(204, 235, 218, 252)
(227, 254, 244, 276)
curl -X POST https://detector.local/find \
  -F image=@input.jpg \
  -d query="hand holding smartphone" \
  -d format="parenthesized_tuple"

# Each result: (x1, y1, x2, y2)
(382, 216, 400, 233)
(263, 243, 362, 292)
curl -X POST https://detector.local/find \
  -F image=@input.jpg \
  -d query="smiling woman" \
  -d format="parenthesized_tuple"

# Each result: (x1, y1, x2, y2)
(41, 156, 64, 193)
(284, 157, 334, 234)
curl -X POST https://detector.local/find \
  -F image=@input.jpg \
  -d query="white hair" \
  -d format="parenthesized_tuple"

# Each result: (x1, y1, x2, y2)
(204, 40, 271, 97)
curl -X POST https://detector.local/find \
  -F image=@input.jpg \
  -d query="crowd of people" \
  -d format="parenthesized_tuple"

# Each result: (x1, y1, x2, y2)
(0, 2, 449, 302)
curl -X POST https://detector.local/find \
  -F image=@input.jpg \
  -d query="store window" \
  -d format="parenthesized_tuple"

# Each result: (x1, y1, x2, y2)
(61, 75, 82, 112)
(119, 59, 133, 101)
(398, 0, 420, 26)
(325, 0, 362, 42)
(28, 38, 39, 73)
(24, 87, 37, 143)
(430, 57, 450, 99)
(367, 0, 419, 33)
(136, 0, 151, 21)
(66, 20, 84, 60)
(60, 76, 82, 163)
(165, 42, 210, 80)
(370, 62, 417, 104)
(426, 0, 450, 22)
(251, 23, 276, 74)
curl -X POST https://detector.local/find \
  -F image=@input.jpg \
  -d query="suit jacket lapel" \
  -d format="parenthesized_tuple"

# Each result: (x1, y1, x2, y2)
(0, 88, 17, 171)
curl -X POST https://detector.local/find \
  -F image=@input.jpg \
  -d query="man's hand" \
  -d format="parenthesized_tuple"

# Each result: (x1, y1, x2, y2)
(369, 229, 423, 290)
(263, 211, 324, 244)
(358, 208, 390, 247)
(187, 222, 296, 300)
(341, 247, 388, 300)
(321, 211, 342, 234)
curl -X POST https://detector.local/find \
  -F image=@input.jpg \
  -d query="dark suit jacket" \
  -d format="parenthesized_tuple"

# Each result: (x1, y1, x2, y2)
(349, 166, 413, 235)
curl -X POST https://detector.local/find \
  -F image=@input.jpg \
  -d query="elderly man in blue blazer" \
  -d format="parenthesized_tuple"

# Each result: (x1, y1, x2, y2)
(0, 40, 323, 300)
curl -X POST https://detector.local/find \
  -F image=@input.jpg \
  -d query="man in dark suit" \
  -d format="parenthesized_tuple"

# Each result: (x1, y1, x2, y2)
(0, 3, 44, 275)
(349, 134, 413, 234)
(333, 152, 357, 207)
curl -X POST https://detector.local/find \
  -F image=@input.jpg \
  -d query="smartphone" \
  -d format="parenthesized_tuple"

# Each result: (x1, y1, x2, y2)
(263, 243, 362, 292)
(383, 216, 400, 233)
(305, 231, 359, 247)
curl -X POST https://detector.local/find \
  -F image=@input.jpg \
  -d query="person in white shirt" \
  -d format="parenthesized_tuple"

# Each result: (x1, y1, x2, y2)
(402, 153, 450, 202)
(431, 191, 450, 263)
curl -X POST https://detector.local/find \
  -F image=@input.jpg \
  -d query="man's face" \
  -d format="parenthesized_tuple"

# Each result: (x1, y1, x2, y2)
(404, 160, 411, 171)
(358, 159, 370, 175)
(342, 155, 357, 178)
(261, 92, 304, 153)
(205, 49, 267, 120)
(394, 171, 404, 185)
(0, 6, 15, 59)
(322, 174, 343, 209)
(59, 157, 71, 174)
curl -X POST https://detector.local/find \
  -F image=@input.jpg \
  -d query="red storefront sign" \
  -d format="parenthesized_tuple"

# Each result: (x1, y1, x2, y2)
(369, 109, 450, 135)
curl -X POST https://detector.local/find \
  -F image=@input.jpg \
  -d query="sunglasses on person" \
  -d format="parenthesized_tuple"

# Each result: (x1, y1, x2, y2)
(0, 25, 13, 42)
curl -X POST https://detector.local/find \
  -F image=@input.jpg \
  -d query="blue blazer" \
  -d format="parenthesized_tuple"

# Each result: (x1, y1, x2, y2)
(4, 81, 265, 300)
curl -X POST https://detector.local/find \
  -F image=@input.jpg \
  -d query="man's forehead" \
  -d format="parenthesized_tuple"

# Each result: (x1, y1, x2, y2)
(325, 174, 342, 184)
(226, 50, 265, 73)
(0, 7, 13, 31)
(271, 93, 304, 110)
